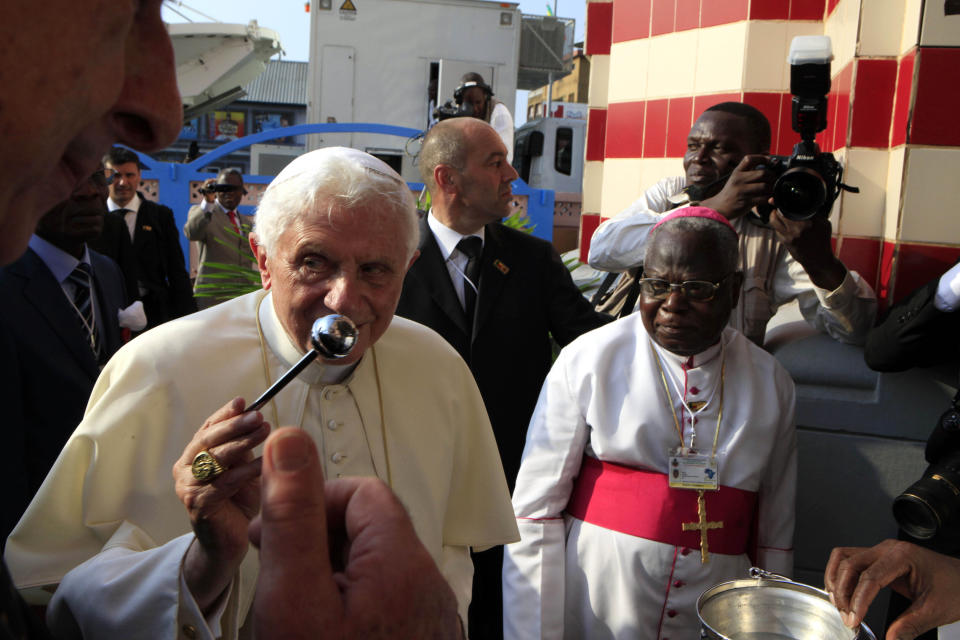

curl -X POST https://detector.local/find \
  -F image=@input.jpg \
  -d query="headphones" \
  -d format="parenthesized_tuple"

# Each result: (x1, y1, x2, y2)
(453, 79, 494, 105)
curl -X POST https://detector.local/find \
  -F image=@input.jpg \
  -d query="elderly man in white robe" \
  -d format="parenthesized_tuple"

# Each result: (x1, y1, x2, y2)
(502, 207, 797, 640)
(6, 147, 518, 639)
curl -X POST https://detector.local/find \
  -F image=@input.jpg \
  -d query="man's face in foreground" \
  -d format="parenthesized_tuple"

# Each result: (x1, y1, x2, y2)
(453, 121, 519, 225)
(639, 225, 741, 357)
(0, 0, 182, 266)
(254, 201, 417, 366)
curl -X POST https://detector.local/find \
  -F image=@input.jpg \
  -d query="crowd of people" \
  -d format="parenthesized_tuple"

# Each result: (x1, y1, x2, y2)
(0, 3, 959, 640)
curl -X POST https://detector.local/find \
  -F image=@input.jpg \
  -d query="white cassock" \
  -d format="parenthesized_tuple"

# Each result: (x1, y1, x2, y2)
(6, 290, 518, 640)
(503, 316, 797, 640)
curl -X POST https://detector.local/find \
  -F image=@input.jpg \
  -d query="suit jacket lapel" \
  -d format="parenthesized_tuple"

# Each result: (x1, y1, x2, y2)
(16, 250, 98, 377)
(132, 204, 149, 251)
(474, 223, 509, 336)
(412, 217, 471, 336)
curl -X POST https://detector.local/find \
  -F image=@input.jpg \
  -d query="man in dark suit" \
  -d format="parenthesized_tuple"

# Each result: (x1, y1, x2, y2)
(0, 167, 128, 545)
(92, 146, 195, 330)
(396, 117, 611, 639)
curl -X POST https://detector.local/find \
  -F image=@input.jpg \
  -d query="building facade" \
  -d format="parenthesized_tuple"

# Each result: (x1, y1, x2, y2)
(526, 49, 591, 120)
(157, 60, 308, 174)
(580, 0, 960, 308)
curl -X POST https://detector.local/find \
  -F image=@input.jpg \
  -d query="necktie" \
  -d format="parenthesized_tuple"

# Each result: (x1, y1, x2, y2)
(227, 210, 240, 233)
(115, 208, 136, 242)
(456, 236, 482, 326)
(68, 263, 100, 360)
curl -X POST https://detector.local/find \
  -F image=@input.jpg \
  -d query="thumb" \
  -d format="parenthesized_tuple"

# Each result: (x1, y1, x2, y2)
(887, 601, 936, 640)
(253, 428, 342, 638)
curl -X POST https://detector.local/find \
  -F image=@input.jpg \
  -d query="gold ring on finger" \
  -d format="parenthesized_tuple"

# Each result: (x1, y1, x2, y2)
(192, 449, 226, 483)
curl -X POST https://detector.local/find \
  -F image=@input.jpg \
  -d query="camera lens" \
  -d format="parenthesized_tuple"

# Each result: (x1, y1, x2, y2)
(893, 454, 960, 542)
(894, 491, 944, 539)
(773, 168, 827, 220)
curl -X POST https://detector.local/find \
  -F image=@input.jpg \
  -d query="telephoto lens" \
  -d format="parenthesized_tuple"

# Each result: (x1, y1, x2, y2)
(893, 405, 960, 552)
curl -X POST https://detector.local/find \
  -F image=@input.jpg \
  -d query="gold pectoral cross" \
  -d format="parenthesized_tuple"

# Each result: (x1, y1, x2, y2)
(682, 489, 723, 563)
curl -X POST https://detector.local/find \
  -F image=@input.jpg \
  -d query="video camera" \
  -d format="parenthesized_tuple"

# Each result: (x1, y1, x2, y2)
(200, 183, 242, 195)
(433, 99, 477, 122)
(893, 391, 960, 553)
(757, 36, 858, 222)
(432, 79, 493, 122)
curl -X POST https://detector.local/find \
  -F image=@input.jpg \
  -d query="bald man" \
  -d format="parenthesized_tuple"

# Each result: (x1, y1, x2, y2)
(397, 117, 610, 639)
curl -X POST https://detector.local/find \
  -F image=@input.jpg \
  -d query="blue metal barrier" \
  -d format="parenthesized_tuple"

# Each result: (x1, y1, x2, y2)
(130, 122, 555, 267)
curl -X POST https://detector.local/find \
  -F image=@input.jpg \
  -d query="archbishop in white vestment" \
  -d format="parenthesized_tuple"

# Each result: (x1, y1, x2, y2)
(502, 318, 796, 639)
(7, 288, 519, 638)
(503, 208, 797, 640)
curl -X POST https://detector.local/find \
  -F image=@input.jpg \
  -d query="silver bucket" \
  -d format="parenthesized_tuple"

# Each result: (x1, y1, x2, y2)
(697, 568, 877, 640)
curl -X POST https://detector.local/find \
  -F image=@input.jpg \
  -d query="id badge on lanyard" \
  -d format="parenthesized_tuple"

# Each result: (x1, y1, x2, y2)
(668, 447, 719, 490)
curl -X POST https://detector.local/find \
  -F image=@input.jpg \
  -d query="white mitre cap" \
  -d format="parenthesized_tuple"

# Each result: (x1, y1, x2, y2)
(266, 146, 405, 193)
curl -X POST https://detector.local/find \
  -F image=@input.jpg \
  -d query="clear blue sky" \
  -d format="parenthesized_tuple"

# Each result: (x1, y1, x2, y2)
(162, 0, 586, 124)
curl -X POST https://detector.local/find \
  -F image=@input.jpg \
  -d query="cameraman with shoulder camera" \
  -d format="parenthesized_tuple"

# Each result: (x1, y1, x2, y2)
(184, 168, 255, 309)
(588, 100, 876, 346)
(435, 72, 515, 162)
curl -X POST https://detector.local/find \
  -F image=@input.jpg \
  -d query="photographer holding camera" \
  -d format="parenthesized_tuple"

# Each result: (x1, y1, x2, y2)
(184, 169, 255, 309)
(588, 34, 875, 345)
(433, 72, 514, 162)
(589, 100, 875, 345)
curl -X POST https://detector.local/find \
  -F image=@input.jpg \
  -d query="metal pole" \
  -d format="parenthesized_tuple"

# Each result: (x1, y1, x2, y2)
(546, 0, 558, 117)
(546, 72, 553, 118)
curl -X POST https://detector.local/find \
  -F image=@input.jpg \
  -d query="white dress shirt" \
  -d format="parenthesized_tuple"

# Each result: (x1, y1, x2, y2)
(27, 235, 103, 342)
(107, 194, 141, 242)
(427, 211, 484, 310)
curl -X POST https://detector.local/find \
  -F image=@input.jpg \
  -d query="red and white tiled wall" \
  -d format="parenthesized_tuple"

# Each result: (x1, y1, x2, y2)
(581, 0, 960, 307)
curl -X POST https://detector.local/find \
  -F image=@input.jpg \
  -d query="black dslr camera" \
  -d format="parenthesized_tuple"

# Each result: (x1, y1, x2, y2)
(893, 391, 960, 553)
(759, 36, 857, 222)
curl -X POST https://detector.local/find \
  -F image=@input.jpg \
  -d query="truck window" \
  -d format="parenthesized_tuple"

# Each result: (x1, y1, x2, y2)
(555, 126, 573, 176)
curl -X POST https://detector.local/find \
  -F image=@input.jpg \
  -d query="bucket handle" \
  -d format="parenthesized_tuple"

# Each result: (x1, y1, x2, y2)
(749, 567, 792, 582)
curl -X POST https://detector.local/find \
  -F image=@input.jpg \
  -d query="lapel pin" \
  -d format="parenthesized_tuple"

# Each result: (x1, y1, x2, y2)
(142, 225, 153, 231)
(493, 259, 509, 275)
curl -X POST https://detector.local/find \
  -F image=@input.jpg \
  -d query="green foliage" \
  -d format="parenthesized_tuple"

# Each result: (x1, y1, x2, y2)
(193, 224, 262, 300)
(417, 188, 431, 216)
(503, 208, 535, 234)
(562, 253, 605, 295)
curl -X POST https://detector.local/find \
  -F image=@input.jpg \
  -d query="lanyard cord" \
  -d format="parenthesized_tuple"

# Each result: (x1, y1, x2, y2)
(649, 338, 725, 457)
(661, 348, 721, 420)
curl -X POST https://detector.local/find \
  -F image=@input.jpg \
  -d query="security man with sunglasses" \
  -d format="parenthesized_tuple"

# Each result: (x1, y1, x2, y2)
(185, 168, 255, 309)
(504, 207, 798, 640)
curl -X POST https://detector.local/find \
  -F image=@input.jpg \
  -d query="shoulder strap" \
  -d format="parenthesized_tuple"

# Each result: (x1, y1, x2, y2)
(594, 267, 643, 318)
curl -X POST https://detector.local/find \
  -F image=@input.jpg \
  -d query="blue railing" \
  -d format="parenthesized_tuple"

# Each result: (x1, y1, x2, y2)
(132, 122, 555, 266)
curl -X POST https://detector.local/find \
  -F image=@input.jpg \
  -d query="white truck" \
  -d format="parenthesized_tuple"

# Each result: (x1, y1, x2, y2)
(513, 103, 587, 194)
(305, 0, 522, 181)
